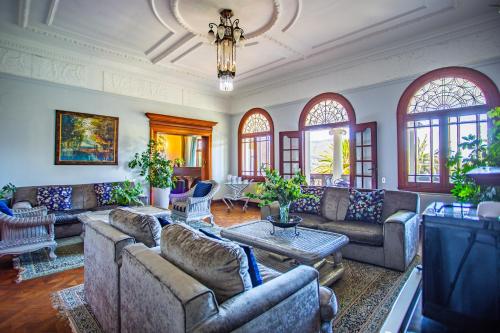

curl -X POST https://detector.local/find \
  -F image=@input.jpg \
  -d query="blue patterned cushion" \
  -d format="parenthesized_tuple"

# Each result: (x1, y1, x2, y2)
(0, 200, 13, 216)
(345, 188, 385, 224)
(94, 183, 116, 207)
(290, 186, 324, 215)
(198, 228, 263, 287)
(157, 216, 171, 227)
(193, 182, 212, 198)
(37, 186, 72, 211)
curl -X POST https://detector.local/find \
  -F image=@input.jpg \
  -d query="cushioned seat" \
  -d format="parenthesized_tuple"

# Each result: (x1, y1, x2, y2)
(295, 213, 329, 229)
(317, 220, 384, 246)
(257, 263, 281, 283)
(52, 209, 88, 224)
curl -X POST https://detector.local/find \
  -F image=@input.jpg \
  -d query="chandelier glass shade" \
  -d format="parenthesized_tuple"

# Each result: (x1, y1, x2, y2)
(208, 9, 245, 92)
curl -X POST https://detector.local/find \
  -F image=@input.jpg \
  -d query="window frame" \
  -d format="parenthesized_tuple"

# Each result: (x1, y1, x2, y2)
(397, 66, 500, 193)
(238, 108, 275, 181)
(299, 92, 359, 186)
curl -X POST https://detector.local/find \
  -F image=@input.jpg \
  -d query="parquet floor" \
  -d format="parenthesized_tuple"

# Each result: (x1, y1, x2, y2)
(0, 202, 260, 333)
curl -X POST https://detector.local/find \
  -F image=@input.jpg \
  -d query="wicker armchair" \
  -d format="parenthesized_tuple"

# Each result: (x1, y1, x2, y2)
(170, 180, 220, 225)
(0, 206, 57, 264)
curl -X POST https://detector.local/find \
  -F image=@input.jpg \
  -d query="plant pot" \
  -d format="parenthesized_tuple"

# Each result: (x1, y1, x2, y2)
(152, 187, 171, 209)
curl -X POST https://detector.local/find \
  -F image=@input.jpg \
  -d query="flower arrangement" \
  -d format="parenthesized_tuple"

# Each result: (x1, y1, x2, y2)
(247, 167, 318, 222)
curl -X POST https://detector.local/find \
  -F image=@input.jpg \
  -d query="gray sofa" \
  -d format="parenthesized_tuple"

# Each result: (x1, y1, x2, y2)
(119, 224, 338, 333)
(12, 182, 130, 239)
(84, 208, 162, 333)
(262, 187, 420, 272)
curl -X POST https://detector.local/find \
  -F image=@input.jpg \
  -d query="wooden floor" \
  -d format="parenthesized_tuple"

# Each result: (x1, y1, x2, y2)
(0, 202, 260, 333)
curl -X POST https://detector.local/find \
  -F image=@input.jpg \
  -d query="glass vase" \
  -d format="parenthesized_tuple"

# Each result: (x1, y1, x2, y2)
(279, 202, 291, 223)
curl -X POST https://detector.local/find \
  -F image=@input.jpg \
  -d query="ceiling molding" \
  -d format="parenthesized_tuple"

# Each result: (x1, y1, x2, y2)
(18, 0, 31, 28)
(145, 32, 174, 56)
(235, 13, 499, 97)
(171, 42, 203, 63)
(282, 0, 302, 33)
(45, 0, 60, 26)
(150, 0, 177, 33)
(151, 33, 196, 64)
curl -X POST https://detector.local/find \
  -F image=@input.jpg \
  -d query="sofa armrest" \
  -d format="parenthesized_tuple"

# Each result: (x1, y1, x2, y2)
(13, 206, 48, 218)
(192, 265, 322, 333)
(85, 220, 135, 264)
(260, 202, 279, 220)
(383, 210, 419, 271)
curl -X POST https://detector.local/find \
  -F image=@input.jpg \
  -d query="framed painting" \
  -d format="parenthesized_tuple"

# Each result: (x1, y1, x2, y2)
(55, 110, 119, 165)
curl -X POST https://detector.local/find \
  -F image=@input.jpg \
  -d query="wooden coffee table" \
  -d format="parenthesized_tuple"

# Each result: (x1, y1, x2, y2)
(78, 206, 171, 237)
(221, 220, 349, 286)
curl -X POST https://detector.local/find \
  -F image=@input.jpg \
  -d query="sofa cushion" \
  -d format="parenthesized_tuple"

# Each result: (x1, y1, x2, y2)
(257, 263, 281, 283)
(52, 209, 88, 225)
(295, 213, 330, 229)
(291, 186, 324, 215)
(37, 186, 72, 211)
(94, 183, 116, 206)
(345, 188, 385, 224)
(321, 187, 350, 221)
(317, 220, 383, 246)
(193, 182, 212, 198)
(161, 224, 252, 304)
(109, 207, 161, 247)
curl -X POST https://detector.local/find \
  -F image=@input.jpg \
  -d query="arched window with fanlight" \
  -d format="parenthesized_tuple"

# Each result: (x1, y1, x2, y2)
(238, 108, 275, 180)
(397, 67, 500, 193)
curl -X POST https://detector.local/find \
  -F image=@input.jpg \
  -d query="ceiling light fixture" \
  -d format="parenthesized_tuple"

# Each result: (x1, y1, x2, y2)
(208, 9, 245, 92)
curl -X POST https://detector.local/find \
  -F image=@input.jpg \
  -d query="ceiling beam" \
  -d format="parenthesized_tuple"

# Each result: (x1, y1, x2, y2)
(18, 0, 31, 28)
(46, 0, 60, 26)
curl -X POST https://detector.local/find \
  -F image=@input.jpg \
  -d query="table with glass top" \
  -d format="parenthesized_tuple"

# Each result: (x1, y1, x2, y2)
(221, 220, 349, 285)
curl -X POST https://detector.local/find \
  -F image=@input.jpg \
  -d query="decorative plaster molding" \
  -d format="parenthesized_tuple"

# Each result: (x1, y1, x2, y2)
(31, 55, 87, 87)
(0, 47, 31, 77)
(150, 0, 177, 33)
(281, 0, 302, 33)
(46, 0, 60, 26)
(171, 0, 282, 40)
(18, 0, 31, 28)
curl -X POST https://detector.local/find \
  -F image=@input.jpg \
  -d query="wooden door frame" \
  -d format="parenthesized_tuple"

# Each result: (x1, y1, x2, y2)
(146, 113, 218, 180)
(353, 121, 378, 189)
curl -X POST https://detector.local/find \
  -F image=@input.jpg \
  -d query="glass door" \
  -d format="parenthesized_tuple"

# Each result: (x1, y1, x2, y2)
(279, 131, 303, 179)
(352, 122, 378, 189)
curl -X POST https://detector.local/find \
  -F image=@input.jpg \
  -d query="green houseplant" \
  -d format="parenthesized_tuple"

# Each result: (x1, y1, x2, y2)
(128, 140, 176, 208)
(111, 180, 144, 206)
(447, 107, 500, 205)
(0, 183, 16, 206)
(247, 167, 317, 222)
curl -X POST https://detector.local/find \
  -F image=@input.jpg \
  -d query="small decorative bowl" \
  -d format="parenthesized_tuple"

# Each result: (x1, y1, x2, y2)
(266, 215, 303, 236)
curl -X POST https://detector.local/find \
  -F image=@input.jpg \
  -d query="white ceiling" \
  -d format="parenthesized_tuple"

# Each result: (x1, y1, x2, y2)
(0, 0, 498, 95)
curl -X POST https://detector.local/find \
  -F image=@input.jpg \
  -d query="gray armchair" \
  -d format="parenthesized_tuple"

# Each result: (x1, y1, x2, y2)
(0, 206, 57, 280)
(170, 180, 220, 225)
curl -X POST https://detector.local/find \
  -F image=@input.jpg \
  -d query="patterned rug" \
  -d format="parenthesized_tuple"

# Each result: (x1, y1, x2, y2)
(14, 236, 84, 282)
(51, 221, 419, 333)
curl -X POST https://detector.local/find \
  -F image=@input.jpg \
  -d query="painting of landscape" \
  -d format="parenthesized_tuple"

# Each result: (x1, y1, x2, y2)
(55, 110, 118, 165)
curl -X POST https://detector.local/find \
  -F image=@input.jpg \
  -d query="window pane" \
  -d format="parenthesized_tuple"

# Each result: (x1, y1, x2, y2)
(291, 150, 299, 162)
(283, 150, 290, 162)
(291, 138, 299, 149)
(362, 128, 371, 145)
(407, 119, 440, 183)
(242, 138, 254, 176)
(363, 147, 372, 160)
(283, 137, 290, 149)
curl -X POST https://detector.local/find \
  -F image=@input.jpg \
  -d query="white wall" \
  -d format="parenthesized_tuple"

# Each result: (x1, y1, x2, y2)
(230, 60, 500, 210)
(0, 74, 231, 199)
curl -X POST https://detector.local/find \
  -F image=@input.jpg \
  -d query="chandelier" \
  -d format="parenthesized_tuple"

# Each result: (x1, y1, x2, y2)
(208, 9, 245, 92)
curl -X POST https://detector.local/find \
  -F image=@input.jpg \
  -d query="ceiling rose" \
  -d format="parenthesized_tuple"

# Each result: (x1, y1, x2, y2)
(171, 0, 281, 40)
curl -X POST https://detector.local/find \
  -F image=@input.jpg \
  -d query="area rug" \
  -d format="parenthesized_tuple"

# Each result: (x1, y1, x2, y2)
(14, 236, 84, 282)
(51, 221, 419, 333)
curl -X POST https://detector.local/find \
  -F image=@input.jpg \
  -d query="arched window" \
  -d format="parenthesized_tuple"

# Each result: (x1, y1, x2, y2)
(238, 108, 274, 180)
(299, 93, 356, 130)
(397, 67, 500, 193)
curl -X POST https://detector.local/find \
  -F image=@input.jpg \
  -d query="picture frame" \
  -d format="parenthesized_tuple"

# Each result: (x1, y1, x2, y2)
(55, 110, 119, 165)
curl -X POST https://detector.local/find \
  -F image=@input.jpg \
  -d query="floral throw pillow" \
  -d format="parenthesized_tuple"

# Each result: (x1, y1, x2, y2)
(37, 186, 72, 211)
(94, 183, 117, 207)
(345, 188, 385, 224)
(290, 186, 324, 215)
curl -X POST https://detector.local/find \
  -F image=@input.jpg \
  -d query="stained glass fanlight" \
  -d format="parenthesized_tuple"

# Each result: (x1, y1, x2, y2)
(305, 99, 349, 126)
(208, 9, 245, 92)
(242, 113, 270, 134)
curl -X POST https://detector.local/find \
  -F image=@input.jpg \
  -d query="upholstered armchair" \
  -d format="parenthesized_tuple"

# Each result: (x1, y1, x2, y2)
(170, 180, 220, 225)
(0, 206, 57, 272)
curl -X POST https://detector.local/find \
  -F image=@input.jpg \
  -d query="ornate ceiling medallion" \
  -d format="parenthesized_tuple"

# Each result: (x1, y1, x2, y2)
(208, 9, 245, 92)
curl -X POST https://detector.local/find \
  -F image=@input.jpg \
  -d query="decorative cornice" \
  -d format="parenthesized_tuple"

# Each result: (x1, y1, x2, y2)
(281, 0, 301, 33)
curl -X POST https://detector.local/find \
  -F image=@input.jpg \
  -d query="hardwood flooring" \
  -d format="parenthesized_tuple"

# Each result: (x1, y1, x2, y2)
(0, 202, 260, 333)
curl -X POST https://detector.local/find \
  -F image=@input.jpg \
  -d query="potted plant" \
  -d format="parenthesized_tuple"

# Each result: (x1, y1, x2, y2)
(129, 140, 176, 209)
(0, 183, 16, 207)
(111, 180, 144, 206)
(247, 167, 317, 222)
(447, 107, 500, 205)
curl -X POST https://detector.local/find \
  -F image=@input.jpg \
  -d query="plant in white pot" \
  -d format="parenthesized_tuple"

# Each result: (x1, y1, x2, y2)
(129, 140, 176, 209)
